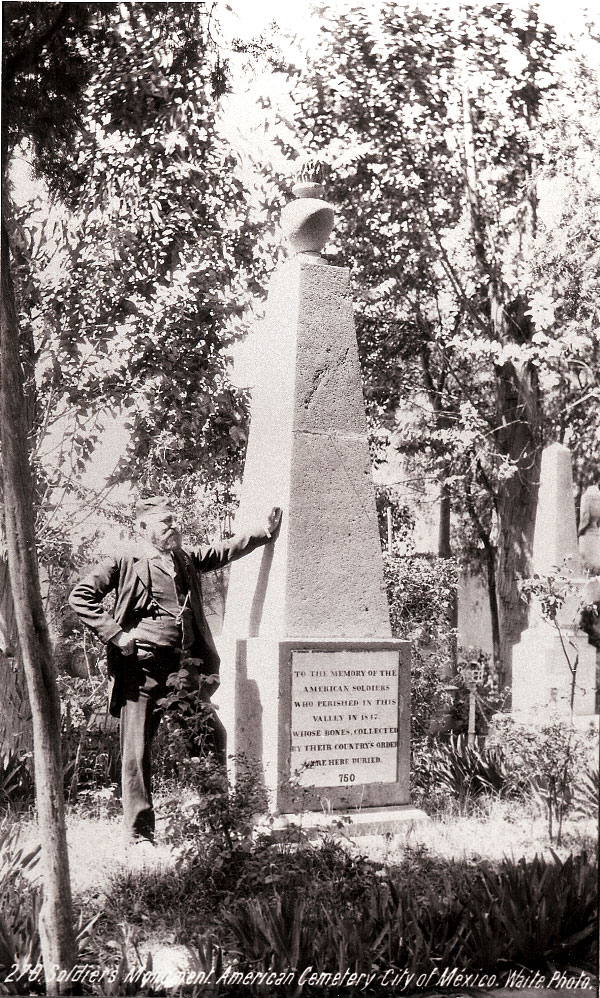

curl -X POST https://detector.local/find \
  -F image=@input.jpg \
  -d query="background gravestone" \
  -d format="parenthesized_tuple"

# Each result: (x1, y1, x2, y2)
(512, 442, 598, 720)
(579, 485, 600, 572)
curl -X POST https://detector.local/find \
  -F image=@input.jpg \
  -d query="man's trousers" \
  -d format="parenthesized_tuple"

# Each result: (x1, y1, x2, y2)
(118, 652, 226, 842)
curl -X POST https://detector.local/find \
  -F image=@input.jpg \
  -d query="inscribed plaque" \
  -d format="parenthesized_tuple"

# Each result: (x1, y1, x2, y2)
(290, 649, 400, 788)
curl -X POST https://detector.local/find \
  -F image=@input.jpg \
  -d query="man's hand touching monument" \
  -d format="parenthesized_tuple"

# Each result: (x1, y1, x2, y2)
(265, 506, 282, 538)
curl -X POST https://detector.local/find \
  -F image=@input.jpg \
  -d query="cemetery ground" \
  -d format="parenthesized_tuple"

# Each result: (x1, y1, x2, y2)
(1, 700, 597, 998)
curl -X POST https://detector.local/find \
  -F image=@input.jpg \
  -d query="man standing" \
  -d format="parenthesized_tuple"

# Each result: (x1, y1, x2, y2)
(69, 497, 281, 845)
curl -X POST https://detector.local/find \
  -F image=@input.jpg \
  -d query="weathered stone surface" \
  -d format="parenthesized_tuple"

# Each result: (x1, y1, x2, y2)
(512, 628, 597, 715)
(266, 805, 429, 838)
(531, 442, 581, 575)
(222, 257, 391, 643)
(225, 637, 411, 812)
(219, 253, 411, 811)
(512, 442, 598, 717)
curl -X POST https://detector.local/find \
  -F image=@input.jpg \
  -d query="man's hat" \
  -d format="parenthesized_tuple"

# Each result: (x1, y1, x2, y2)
(134, 496, 172, 519)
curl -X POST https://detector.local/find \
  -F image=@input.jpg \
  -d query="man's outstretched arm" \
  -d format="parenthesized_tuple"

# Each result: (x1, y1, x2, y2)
(190, 507, 282, 573)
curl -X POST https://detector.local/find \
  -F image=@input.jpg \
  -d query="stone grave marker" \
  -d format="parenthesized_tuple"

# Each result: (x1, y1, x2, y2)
(219, 168, 423, 830)
(512, 442, 598, 720)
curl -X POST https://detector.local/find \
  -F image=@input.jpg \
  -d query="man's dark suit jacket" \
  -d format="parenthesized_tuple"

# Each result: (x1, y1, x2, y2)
(69, 528, 269, 716)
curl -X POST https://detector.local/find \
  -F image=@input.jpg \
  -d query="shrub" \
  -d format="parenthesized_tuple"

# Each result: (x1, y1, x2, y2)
(468, 851, 598, 970)
(573, 766, 599, 818)
(59, 675, 120, 803)
(223, 846, 598, 986)
(0, 823, 42, 994)
(488, 713, 598, 842)
(102, 750, 273, 933)
(0, 740, 34, 813)
(409, 648, 455, 739)
(152, 679, 229, 787)
(384, 554, 459, 737)
(384, 554, 458, 645)
(99, 826, 597, 994)
(411, 733, 509, 812)
(160, 751, 267, 851)
(105, 826, 381, 953)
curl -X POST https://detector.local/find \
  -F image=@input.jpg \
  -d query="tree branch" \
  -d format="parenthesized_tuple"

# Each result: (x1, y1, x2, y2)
(3, 5, 71, 84)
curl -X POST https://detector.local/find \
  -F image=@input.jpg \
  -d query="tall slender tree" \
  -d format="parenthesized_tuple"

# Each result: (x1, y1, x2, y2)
(2, 5, 106, 982)
(1, 3, 264, 984)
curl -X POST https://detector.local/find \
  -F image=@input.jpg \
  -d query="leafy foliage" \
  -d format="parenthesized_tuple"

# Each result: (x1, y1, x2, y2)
(412, 733, 510, 813)
(473, 851, 598, 970)
(100, 745, 597, 987)
(222, 845, 597, 985)
(384, 553, 458, 736)
(1, 4, 110, 190)
(384, 553, 458, 643)
(58, 676, 120, 807)
(0, 741, 34, 814)
(0, 823, 41, 993)
(572, 766, 599, 819)
(4, 3, 279, 579)
(12, 5, 256, 480)
(266, 2, 600, 671)
(488, 712, 598, 842)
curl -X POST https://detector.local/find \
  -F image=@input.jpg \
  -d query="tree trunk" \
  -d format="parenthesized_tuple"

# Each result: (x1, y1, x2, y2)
(460, 77, 542, 685)
(482, 532, 502, 674)
(1, 219, 76, 991)
(0, 556, 33, 751)
(464, 474, 502, 673)
(438, 484, 452, 560)
(494, 353, 541, 687)
(438, 481, 458, 666)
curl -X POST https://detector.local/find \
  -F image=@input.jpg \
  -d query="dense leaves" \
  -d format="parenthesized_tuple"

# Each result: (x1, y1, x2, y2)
(2, 4, 111, 190)
(7, 5, 271, 504)
(277, 2, 600, 672)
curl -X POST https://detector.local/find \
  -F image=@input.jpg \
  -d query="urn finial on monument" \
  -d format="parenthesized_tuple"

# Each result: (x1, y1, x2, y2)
(280, 157, 335, 256)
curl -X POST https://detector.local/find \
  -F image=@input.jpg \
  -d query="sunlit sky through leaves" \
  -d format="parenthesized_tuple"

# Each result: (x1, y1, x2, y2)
(220, 0, 594, 45)
(13, 1, 600, 510)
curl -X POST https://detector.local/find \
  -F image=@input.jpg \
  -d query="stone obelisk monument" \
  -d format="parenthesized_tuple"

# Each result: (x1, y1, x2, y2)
(219, 167, 418, 828)
(512, 442, 598, 720)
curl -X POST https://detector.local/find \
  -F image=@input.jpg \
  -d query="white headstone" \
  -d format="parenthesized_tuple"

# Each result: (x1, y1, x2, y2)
(531, 442, 581, 575)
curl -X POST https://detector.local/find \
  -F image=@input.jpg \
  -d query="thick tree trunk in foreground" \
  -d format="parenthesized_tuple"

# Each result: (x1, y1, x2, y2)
(1, 219, 76, 991)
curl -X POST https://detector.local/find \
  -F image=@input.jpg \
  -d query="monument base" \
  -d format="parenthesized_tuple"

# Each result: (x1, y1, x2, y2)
(222, 637, 412, 813)
(260, 805, 430, 839)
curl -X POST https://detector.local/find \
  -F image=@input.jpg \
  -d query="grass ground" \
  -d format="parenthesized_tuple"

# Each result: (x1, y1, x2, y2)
(8, 790, 597, 992)
(355, 797, 598, 866)
(16, 791, 596, 899)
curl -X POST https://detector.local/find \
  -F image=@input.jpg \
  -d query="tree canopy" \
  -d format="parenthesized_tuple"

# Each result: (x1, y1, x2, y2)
(268, 1, 600, 674)
(2, 0, 599, 680)
(4, 3, 282, 572)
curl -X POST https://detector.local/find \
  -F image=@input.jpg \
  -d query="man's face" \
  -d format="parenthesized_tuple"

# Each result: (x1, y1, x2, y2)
(139, 508, 182, 553)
